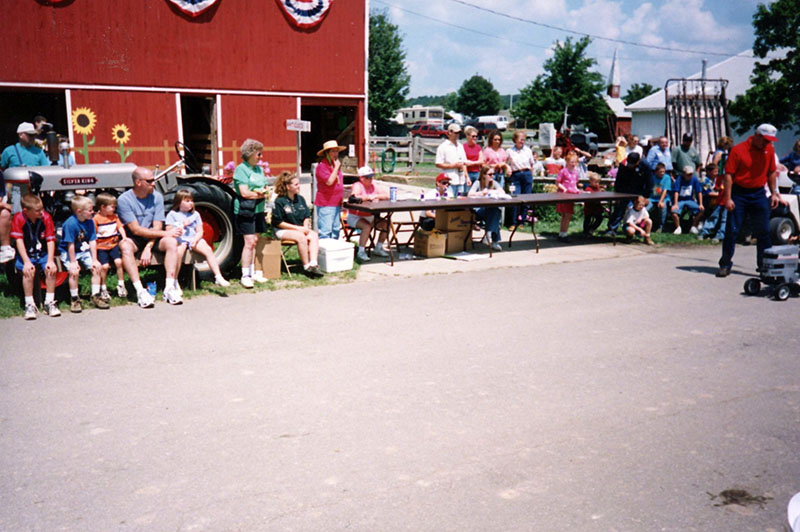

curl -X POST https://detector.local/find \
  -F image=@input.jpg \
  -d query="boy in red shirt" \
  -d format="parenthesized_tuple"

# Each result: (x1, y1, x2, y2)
(11, 194, 60, 319)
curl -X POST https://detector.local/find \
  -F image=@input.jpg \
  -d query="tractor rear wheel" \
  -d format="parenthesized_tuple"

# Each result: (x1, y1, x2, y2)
(164, 180, 242, 281)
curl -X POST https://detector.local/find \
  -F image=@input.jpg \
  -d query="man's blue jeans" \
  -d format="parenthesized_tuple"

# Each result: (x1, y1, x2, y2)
(475, 206, 501, 242)
(719, 188, 771, 269)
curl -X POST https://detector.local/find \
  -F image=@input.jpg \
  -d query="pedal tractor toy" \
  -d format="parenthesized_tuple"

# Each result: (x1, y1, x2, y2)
(743, 244, 800, 301)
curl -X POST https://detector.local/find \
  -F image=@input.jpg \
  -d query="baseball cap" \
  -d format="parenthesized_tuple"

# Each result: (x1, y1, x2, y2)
(435, 173, 451, 184)
(447, 123, 462, 133)
(788, 491, 800, 531)
(683, 165, 694, 174)
(756, 123, 778, 142)
(16, 122, 37, 135)
(357, 165, 375, 178)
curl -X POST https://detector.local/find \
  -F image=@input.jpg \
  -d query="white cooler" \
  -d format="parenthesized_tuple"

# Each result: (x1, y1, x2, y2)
(318, 239, 355, 273)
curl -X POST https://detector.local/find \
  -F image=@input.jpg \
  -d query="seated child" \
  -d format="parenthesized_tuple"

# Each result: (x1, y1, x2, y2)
(623, 196, 654, 245)
(670, 165, 704, 234)
(165, 188, 230, 287)
(648, 162, 672, 232)
(582, 172, 605, 236)
(698, 163, 727, 242)
(93, 192, 128, 300)
(11, 193, 61, 319)
(59, 195, 107, 312)
(0, 169, 14, 263)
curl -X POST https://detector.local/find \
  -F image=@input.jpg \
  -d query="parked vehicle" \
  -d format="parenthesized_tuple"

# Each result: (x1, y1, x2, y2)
(3, 142, 240, 280)
(770, 171, 800, 244)
(466, 121, 499, 140)
(569, 131, 599, 153)
(477, 115, 509, 130)
(397, 105, 445, 127)
(409, 124, 448, 138)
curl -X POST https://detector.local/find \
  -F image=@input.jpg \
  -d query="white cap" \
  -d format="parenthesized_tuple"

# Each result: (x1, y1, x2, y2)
(788, 491, 800, 531)
(16, 122, 36, 135)
(447, 123, 462, 133)
(357, 165, 375, 178)
(756, 123, 778, 142)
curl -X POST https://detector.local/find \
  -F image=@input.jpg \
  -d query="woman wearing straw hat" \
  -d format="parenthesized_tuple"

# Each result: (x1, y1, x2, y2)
(314, 140, 346, 239)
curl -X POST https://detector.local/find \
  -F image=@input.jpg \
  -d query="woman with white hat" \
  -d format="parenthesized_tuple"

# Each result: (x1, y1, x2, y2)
(314, 140, 346, 239)
(347, 166, 390, 262)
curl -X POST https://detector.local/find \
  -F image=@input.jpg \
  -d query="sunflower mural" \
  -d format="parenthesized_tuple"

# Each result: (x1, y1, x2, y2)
(112, 124, 132, 162)
(71, 107, 96, 163)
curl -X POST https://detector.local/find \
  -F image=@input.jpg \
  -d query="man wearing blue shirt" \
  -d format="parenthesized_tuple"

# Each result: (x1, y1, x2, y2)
(1, 122, 50, 215)
(645, 136, 673, 175)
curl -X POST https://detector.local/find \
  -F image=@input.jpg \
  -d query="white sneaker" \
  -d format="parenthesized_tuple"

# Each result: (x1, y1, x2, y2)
(673, 227, 682, 235)
(492, 242, 502, 251)
(174, 283, 183, 297)
(252, 274, 269, 283)
(215, 276, 231, 287)
(99, 287, 112, 302)
(137, 289, 155, 308)
(689, 225, 699, 235)
(356, 250, 370, 262)
(24, 303, 38, 320)
(372, 246, 389, 257)
(240, 276, 254, 289)
(45, 301, 61, 317)
(481, 234, 490, 245)
(0, 245, 15, 263)
(163, 286, 183, 305)
(117, 283, 128, 298)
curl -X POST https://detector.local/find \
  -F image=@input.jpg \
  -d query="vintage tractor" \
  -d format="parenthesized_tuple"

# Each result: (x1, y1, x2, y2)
(743, 244, 800, 301)
(3, 142, 241, 281)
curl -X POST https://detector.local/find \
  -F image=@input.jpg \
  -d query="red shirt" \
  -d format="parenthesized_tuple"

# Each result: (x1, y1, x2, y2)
(10, 211, 56, 256)
(725, 136, 776, 189)
(314, 159, 344, 207)
(463, 142, 483, 173)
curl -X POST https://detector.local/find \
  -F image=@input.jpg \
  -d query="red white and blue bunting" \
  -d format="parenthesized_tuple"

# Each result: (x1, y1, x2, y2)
(168, 0, 219, 17)
(275, 0, 334, 29)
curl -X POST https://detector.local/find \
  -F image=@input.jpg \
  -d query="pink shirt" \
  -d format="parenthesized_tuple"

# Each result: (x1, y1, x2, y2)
(483, 146, 507, 169)
(348, 180, 387, 217)
(463, 142, 482, 173)
(556, 167, 580, 193)
(314, 159, 344, 207)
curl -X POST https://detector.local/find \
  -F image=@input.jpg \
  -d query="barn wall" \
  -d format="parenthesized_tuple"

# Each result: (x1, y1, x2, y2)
(1, 0, 365, 95)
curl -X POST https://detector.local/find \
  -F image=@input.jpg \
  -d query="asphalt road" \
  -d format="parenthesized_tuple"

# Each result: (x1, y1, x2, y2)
(1, 244, 799, 532)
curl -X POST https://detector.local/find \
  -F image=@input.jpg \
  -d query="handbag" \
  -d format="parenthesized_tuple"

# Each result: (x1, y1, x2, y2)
(238, 198, 258, 218)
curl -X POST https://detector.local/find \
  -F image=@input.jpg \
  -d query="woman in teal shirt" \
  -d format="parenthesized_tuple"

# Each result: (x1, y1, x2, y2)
(233, 138, 269, 288)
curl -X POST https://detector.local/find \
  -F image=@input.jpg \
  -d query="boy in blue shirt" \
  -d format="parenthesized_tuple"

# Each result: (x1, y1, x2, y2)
(670, 165, 704, 234)
(648, 162, 672, 232)
(59, 196, 108, 312)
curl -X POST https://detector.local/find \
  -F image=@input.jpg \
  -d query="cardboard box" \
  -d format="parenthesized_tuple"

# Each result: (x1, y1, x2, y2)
(255, 237, 282, 279)
(445, 230, 473, 254)
(413, 229, 446, 257)
(318, 238, 355, 273)
(435, 209, 472, 232)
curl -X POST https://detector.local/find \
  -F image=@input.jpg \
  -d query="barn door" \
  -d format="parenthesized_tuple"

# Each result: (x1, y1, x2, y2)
(180, 95, 217, 175)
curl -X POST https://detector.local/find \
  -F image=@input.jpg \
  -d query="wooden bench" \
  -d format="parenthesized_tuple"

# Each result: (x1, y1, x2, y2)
(137, 250, 205, 290)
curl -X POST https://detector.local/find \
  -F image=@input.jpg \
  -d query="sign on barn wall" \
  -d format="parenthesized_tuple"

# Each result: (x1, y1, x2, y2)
(275, 0, 335, 29)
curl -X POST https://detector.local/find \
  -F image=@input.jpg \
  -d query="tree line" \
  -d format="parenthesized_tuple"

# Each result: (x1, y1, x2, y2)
(369, 0, 799, 136)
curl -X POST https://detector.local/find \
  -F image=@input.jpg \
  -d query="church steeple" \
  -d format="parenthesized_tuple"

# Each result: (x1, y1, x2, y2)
(607, 49, 620, 98)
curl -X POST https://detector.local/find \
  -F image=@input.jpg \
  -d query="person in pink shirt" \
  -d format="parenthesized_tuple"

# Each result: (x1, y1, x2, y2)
(482, 130, 510, 189)
(462, 125, 485, 186)
(314, 140, 346, 239)
(347, 166, 390, 262)
(555, 152, 581, 242)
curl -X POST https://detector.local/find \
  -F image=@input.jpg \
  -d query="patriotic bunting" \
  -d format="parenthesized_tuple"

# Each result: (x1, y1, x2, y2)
(167, 0, 219, 17)
(275, 0, 334, 29)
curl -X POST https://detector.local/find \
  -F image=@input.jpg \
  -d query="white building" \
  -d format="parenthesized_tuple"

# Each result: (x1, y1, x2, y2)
(626, 50, 794, 161)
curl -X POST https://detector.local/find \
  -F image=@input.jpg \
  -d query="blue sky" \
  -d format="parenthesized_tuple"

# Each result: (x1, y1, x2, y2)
(371, 0, 767, 98)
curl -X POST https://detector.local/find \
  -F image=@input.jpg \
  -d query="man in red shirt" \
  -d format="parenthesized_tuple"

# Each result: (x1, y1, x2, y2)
(716, 124, 781, 277)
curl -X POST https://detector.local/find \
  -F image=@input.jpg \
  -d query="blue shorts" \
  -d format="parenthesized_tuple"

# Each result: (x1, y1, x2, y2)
(15, 254, 49, 272)
(675, 200, 701, 216)
(60, 249, 93, 270)
(97, 246, 122, 265)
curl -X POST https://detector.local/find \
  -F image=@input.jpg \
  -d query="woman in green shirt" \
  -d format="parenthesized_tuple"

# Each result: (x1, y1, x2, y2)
(272, 172, 323, 278)
(233, 138, 269, 288)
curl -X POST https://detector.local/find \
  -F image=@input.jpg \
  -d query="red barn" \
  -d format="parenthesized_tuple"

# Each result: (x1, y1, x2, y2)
(0, 0, 367, 175)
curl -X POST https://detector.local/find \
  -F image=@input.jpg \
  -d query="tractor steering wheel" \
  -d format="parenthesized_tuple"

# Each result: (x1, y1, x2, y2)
(175, 141, 202, 174)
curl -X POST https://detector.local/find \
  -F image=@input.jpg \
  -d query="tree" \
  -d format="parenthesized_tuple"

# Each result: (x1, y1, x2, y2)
(729, 0, 800, 134)
(514, 37, 607, 133)
(623, 83, 658, 105)
(369, 11, 410, 134)
(455, 75, 501, 118)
